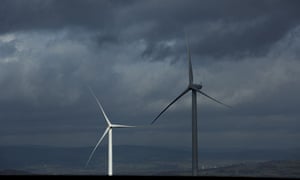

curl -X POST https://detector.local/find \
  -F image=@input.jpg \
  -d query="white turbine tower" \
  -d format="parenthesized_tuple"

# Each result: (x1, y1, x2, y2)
(151, 36, 231, 176)
(86, 87, 135, 176)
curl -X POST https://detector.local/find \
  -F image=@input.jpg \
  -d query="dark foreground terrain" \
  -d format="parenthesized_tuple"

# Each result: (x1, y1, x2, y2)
(1, 160, 300, 178)
(0, 145, 300, 177)
(198, 160, 300, 178)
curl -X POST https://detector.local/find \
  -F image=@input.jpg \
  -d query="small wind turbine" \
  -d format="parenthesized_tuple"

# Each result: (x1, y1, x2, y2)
(85, 87, 135, 176)
(151, 36, 231, 176)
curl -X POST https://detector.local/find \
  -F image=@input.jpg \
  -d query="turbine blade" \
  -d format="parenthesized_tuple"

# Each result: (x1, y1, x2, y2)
(88, 86, 111, 125)
(195, 89, 232, 108)
(151, 88, 190, 124)
(185, 33, 193, 84)
(85, 127, 110, 167)
(111, 124, 135, 128)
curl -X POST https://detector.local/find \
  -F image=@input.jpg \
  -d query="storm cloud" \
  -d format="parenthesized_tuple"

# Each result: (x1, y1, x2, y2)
(0, 0, 300, 151)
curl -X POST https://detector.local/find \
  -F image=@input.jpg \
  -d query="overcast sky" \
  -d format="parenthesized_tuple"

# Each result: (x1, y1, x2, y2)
(0, 0, 300, 151)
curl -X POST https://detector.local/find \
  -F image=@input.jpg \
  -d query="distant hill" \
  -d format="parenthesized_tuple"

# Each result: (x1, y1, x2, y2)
(154, 160, 300, 177)
(0, 169, 33, 175)
(198, 160, 300, 178)
(0, 145, 299, 175)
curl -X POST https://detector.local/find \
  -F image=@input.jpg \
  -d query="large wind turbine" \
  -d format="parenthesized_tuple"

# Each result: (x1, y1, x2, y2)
(151, 37, 231, 176)
(86, 87, 135, 176)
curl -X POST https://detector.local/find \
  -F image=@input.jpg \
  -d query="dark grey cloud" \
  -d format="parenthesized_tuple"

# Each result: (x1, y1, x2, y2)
(0, 0, 300, 153)
(0, 0, 122, 32)
(111, 0, 300, 59)
(0, 41, 17, 58)
(1, 0, 300, 60)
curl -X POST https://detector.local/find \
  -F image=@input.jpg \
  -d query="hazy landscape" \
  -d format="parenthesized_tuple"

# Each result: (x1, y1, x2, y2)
(1, 145, 299, 177)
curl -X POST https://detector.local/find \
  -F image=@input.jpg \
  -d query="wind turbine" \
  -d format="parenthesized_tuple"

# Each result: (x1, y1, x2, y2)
(85, 87, 135, 176)
(151, 37, 231, 176)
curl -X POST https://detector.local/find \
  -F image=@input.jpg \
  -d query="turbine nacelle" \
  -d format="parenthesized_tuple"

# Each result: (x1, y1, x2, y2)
(189, 84, 203, 90)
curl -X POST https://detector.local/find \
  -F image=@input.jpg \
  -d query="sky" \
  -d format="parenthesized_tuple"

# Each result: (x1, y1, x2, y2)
(0, 0, 300, 151)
